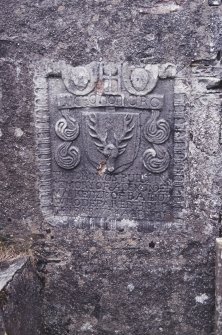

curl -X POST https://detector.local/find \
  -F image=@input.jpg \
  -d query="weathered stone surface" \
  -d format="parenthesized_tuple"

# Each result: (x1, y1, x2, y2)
(0, 257, 26, 291)
(215, 238, 222, 334)
(0, 311, 6, 335)
(0, 257, 43, 335)
(35, 60, 184, 230)
(0, 1, 222, 334)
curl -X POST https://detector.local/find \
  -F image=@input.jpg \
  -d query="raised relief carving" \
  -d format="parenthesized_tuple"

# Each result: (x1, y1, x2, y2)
(131, 68, 149, 91)
(55, 115, 80, 141)
(62, 62, 98, 96)
(123, 63, 159, 95)
(143, 110, 170, 173)
(158, 63, 176, 79)
(82, 108, 140, 174)
(35, 60, 184, 227)
(143, 145, 170, 174)
(99, 63, 121, 94)
(87, 112, 135, 172)
(144, 110, 170, 144)
(55, 142, 80, 170)
(55, 114, 80, 170)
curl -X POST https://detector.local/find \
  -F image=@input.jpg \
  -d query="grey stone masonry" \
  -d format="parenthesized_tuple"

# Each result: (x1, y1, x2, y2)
(216, 238, 222, 335)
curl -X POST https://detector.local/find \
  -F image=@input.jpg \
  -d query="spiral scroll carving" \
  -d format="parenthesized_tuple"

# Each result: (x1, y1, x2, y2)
(143, 145, 170, 174)
(55, 142, 80, 170)
(144, 110, 170, 144)
(55, 115, 79, 141)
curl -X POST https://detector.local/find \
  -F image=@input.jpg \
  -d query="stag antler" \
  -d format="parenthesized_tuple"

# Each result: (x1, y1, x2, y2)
(88, 113, 135, 173)
(114, 114, 135, 155)
(88, 113, 107, 153)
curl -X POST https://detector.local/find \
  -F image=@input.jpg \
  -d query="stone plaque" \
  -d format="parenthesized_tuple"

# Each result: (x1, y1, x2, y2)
(34, 62, 186, 230)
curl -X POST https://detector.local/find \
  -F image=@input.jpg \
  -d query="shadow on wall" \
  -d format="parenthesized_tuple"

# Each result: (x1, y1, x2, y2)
(0, 257, 43, 335)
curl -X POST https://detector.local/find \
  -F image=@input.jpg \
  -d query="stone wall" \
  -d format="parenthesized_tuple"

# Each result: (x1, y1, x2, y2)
(0, 258, 43, 335)
(1, 1, 222, 334)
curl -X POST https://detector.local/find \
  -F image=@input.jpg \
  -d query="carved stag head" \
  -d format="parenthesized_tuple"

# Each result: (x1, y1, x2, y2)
(88, 113, 135, 173)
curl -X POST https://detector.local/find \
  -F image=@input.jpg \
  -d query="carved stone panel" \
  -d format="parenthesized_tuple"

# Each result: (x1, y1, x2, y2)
(34, 62, 186, 230)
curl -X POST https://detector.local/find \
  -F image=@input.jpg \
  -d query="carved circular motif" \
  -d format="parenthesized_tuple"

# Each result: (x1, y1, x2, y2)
(144, 111, 170, 145)
(143, 147, 170, 174)
(71, 67, 90, 91)
(55, 116, 80, 142)
(150, 97, 161, 109)
(130, 68, 149, 91)
(55, 142, 80, 170)
(62, 62, 98, 96)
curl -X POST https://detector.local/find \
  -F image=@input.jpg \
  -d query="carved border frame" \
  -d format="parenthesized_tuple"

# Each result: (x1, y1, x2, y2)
(173, 93, 187, 222)
(34, 62, 59, 219)
(34, 61, 188, 230)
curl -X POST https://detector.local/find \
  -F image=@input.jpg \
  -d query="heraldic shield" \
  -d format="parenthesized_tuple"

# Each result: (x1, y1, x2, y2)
(82, 107, 140, 174)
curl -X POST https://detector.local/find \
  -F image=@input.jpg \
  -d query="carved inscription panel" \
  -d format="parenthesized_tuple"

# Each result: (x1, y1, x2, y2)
(35, 62, 186, 230)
